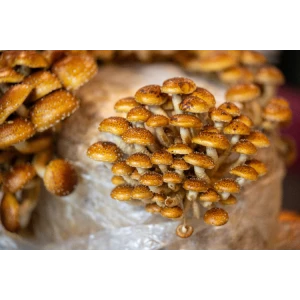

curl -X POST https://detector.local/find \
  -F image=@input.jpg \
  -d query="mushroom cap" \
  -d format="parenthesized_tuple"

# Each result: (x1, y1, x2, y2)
(241, 51, 267, 66)
(99, 116, 131, 136)
(170, 114, 202, 128)
(268, 98, 290, 108)
(30, 90, 79, 132)
(132, 185, 153, 200)
(14, 134, 53, 154)
(122, 128, 155, 145)
(0, 67, 24, 83)
(245, 159, 267, 176)
(151, 150, 173, 165)
(202, 125, 220, 134)
(226, 83, 261, 103)
(191, 87, 216, 108)
(204, 207, 229, 226)
(199, 188, 221, 202)
(111, 175, 126, 185)
(0, 118, 36, 149)
(139, 172, 163, 187)
(163, 171, 182, 184)
(210, 108, 232, 123)
(0, 83, 33, 124)
(230, 165, 259, 181)
(214, 178, 240, 193)
(3, 163, 36, 193)
(167, 143, 193, 155)
(0, 193, 20, 233)
(127, 106, 152, 123)
(183, 152, 215, 169)
(219, 66, 254, 84)
(232, 139, 257, 155)
(192, 132, 230, 150)
(246, 131, 270, 148)
(110, 184, 133, 201)
(86, 141, 122, 163)
(44, 159, 78, 196)
(52, 54, 97, 91)
(255, 66, 285, 85)
(131, 169, 141, 181)
(176, 224, 194, 238)
(135, 85, 168, 106)
(179, 96, 210, 113)
(220, 194, 237, 205)
(263, 102, 292, 123)
(23, 71, 62, 101)
(160, 206, 183, 219)
(235, 115, 254, 128)
(161, 77, 196, 95)
(152, 193, 166, 203)
(111, 161, 134, 176)
(183, 178, 208, 192)
(145, 203, 162, 213)
(218, 102, 241, 117)
(126, 153, 152, 169)
(223, 120, 251, 135)
(171, 158, 190, 171)
(114, 97, 141, 113)
(146, 114, 169, 127)
(194, 53, 237, 72)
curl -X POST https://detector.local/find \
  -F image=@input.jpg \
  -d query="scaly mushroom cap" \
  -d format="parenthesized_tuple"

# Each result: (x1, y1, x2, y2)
(126, 153, 152, 169)
(210, 108, 232, 123)
(22, 71, 62, 101)
(223, 120, 251, 135)
(111, 175, 126, 185)
(202, 125, 220, 133)
(1, 50, 49, 68)
(167, 143, 193, 155)
(114, 97, 141, 113)
(241, 51, 267, 66)
(0, 67, 24, 83)
(127, 106, 152, 123)
(122, 128, 155, 145)
(13, 134, 53, 154)
(183, 178, 208, 192)
(110, 184, 133, 201)
(235, 115, 254, 128)
(0, 193, 20, 232)
(263, 102, 292, 123)
(230, 165, 259, 181)
(170, 114, 202, 128)
(151, 150, 173, 166)
(268, 98, 290, 108)
(44, 159, 78, 196)
(171, 158, 190, 171)
(132, 185, 153, 200)
(226, 83, 261, 103)
(220, 194, 237, 205)
(246, 131, 270, 148)
(30, 90, 79, 132)
(146, 115, 169, 127)
(179, 96, 210, 113)
(139, 172, 163, 187)
(204, 207, 229, 226)
(191, 87, 216, 108)
(135, 85, 168, 106)
(3, 163, 36, 193)
(232, 139, 257, 155)
(194, 53, 237, 72)
(0, 118, 36, 149)
(255, 66, 285, 85)
(245, 159, 267, 176)
(199, 188, 220, 202)
(99, 116, 131, 136)
(161, 77, 196, 95)
(87, 141, 122, 163)
(163, 171, 182, 184)
(145, 203, 162, 213)
(111, 161, 134, 176)
(183, 152, 215, 169)
(218, 102, 241, 117)
(219, 66, 254, 84)
(214, 178, 240, 193)
(52, 54, 97, 91)
(0, 83, 32, 124)
(192, 132, 230, 150)
(160, 206, 183, 218)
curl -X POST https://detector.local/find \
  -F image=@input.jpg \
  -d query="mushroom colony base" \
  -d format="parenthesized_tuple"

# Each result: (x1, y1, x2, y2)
(0, 63, 285, 249)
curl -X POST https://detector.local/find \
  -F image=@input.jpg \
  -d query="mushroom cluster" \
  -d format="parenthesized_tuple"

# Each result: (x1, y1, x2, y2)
(87, 76, 274, 238)
(0, 50, 97, 232)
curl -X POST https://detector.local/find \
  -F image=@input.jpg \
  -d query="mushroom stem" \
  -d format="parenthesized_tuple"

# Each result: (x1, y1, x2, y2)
(123, 175, 139, 186)
(32, 150, 53, 178)
(134, 144, 151, 155)
(167, 183, 180, 192)
(206, 147, 218, 164)
(149, 106, 169, 117)
(147, 143, 160, 153)
(231, 135, 240, 145)
(172, 94, 182, 114)
(201, 201, 213, 208)
(165, 192, 182, 207)
(148, 185, 170, 194)
(180, 127, 191, 144)
(113, 136, 135, 155)
(192, 200, 200, 219)
(186, 190, 198, 201)
(261, 85, 276, 106)
(235, 177, 246, 187)
(251, 101, 262, 126)
(156, 127, 172, 147)
(16, 105, 29, 118)
(174, 169, 185, 180)
(220, 192, 230, 200)
(158, 164, 168, 174)
(230, 154, 248, 169)
(194, 166, 210, 183)
(136, 167, 147, 175)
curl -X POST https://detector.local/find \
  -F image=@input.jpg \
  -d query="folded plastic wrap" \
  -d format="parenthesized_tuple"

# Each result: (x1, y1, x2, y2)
(0, 63, 287, 249)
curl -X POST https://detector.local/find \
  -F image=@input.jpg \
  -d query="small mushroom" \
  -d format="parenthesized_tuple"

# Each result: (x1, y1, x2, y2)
(170, 158, 190, 179)
(230, 139, 257, 169)
(150, 150, 173, 173)
(114, 96, 141, 114)
(209, 108, 232, 131)
(183, 178, 208, 201)
(163, 171, 182, 191)
(14, 134, 53, 154)
(126, 153, 152, 175)
(204, 207, 229, 226)
(176, 224, 194, 238)
(230, 165, 258, 187)
(110, 184, 133, 201)
(190, 87, 216, 109)
(139, 171, 165, 193)
(219, 66, 254, 85)
(111, 175, 126, 185)
(245, 159, 267, 176)
(111, 160, 136, 186)
(214, 178, 240, 200)
(167, 143, 193, 155)
(0, 192, 20, 232)
(127, 106, 152, 128)
(160, 206, 183, 219)
(132, 185, 153, 203)
(220, 194, 237, 206)
(145, 203, 162, 213)
(199, 188, 220, 208)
